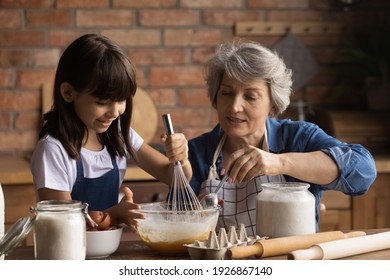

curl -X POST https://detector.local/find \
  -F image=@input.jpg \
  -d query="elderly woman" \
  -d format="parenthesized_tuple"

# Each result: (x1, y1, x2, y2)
(188, 40, 377, 235)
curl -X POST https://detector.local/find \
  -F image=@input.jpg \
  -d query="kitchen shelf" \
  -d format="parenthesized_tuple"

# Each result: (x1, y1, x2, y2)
(235, 21, 344, 36)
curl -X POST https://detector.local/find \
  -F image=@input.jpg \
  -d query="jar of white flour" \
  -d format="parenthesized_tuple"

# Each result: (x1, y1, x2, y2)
(32, 200, 87, 260)
(256, 182, 316, 238)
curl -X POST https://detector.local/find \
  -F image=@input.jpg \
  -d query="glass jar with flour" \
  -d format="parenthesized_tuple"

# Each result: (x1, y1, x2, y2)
(256, 182, 316, 238)
(0, 200, 92, 259)
(32, 200, 87, 260)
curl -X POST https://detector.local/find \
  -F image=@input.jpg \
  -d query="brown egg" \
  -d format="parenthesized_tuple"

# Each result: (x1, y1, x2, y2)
(89, 211, 104, 222)
(86, 211, 112, 231)
(98, 212, 112, 230)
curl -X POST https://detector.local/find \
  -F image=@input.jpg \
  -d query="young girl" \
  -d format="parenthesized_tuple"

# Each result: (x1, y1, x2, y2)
(30, 34, 192, 228)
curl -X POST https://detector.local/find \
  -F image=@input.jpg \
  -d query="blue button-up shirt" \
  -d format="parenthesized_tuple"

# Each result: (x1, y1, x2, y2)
(188, 117, 377, 226)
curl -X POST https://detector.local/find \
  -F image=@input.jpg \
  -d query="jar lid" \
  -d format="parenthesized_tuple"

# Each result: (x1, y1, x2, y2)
(0, 216, 35, 257)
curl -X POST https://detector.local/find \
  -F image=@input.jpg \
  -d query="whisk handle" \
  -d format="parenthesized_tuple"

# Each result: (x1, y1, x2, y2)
(162, 113, 180, 166)
(162, 113, 174, 135)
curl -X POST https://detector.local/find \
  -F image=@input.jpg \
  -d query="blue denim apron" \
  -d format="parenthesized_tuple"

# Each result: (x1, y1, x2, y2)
(71, 156, 119, 211)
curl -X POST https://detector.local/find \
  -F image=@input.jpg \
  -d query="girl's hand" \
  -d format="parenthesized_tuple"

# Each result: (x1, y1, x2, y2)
(106, 186, 144, 228)
(160, 133, 189, 164)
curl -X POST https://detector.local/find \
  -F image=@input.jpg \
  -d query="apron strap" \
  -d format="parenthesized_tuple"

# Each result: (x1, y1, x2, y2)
(207, 133, 226, 180)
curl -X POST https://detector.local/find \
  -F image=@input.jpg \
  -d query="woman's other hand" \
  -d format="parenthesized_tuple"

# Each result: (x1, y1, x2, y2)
(224, 146, 281, 183)
(225, 146, 338, 185)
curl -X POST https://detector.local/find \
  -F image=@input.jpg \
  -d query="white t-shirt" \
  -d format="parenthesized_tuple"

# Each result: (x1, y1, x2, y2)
(30, 128, 144, 192)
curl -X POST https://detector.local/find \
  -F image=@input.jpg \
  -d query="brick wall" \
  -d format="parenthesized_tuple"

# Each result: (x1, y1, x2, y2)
(0, 0, 389, 155)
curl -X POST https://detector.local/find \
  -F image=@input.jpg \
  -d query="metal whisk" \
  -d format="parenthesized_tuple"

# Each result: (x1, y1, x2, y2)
(162, 114, 203, 212)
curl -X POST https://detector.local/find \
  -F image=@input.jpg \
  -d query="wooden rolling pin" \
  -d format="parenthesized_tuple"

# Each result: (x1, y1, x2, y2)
(288, 231, 390, 260)
(227, 231, 366, 259)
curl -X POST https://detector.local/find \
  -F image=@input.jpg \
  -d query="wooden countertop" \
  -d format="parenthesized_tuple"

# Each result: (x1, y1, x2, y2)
(0, 155, 154, 185)
(5, 229, 390, 260)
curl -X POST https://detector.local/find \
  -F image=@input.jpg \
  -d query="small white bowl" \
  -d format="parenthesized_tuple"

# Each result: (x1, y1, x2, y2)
(86, 227, 123, 258)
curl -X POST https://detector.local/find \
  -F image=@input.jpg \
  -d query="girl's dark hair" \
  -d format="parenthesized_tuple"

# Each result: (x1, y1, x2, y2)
(40, 34, 138, 160)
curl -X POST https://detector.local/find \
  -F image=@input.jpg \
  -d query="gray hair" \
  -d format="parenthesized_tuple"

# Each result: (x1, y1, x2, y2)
(204, 40, 293, 116)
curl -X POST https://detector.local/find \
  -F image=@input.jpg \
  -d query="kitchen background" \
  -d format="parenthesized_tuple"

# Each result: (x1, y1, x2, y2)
(0, 0, 389, 155)
(0, 0, 390, 243)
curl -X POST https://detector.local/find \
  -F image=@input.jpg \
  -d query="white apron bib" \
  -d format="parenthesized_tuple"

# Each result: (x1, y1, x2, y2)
(200, 130, 285, 236)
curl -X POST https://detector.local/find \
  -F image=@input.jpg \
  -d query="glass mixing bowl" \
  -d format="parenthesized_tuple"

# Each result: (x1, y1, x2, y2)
(136, 202, 220, 255)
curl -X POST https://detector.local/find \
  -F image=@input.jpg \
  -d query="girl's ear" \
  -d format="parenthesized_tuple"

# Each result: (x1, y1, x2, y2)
(60, 82, 74, 102)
